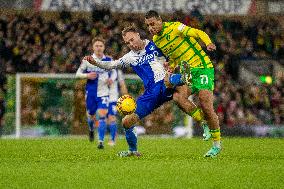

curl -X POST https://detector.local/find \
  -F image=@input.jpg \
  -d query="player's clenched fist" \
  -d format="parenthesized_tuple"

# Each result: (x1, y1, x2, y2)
(83, 56, 96, 64)
(164, 73, 173, 88)
(163, 62, 174, 73)
(206, 43, 216, 51)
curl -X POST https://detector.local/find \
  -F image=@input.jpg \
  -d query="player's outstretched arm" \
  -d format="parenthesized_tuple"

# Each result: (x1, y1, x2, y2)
(75, 61, 88, 78)
(75, 60, 97, 80)
(83, 56, 122, 70)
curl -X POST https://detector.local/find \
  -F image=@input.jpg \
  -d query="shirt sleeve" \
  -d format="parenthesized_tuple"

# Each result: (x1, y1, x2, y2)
(75, 60, 88, 78)
(95, 53, 132, 70)
(177, 23, 212, 46)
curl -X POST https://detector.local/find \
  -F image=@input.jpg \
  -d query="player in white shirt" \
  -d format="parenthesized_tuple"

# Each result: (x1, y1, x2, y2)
(76, 37, 112, 149)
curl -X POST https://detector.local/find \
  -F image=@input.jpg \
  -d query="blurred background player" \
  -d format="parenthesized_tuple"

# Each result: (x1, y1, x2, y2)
(76, 37, 111, 149)
(145, 10, 221, 157)
(107, 69, 128, 146)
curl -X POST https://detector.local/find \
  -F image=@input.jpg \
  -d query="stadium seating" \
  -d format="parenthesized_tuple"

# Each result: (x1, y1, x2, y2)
(0, 10, 283, 129)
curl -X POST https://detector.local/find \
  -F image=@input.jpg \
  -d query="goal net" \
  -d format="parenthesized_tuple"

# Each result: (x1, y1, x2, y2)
(4, 73, 191, 138)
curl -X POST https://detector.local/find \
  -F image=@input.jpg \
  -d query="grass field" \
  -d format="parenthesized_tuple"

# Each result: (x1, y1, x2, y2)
(0, 137, 283, 189)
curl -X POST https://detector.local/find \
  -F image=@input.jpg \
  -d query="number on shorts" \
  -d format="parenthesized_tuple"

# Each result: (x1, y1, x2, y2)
(200, 75, 208, 85)
(101, 97, 108, 105)
(112, 105, 117, 114)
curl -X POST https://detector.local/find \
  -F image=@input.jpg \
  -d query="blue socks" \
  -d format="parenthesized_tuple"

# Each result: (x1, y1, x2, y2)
(109, 122, 117, 141)
(125, 126, 137, 152)
(98, 119, 106, 142)
(87, 118, 94, 131)
(169, 74, 184, 86)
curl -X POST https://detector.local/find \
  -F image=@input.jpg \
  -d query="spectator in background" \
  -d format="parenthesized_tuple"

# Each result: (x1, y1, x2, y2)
(60, 3, 71, 22)
(7, 11, 283, 75)
(190, 5, 204, 22)
(92, 4, 111, 23)
(277, 43, 284, 62)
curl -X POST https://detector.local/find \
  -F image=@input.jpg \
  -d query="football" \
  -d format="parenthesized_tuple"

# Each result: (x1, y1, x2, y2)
(116, 95, 136, 115)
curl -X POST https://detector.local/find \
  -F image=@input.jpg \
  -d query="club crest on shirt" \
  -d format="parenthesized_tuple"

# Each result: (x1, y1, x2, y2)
(149, 45, 155, 51)
(166, 34, 171, 41)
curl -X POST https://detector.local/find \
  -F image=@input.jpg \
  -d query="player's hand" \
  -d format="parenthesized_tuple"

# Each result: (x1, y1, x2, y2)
(167, 67, 174, 73)
(207, 43, 216, 51)
(164, 73, 173, 88)
(107, 79, 114, 86)
(87, 72, 97, 80)
(164, 62, 174, 73)
(163, 62, 169, 69)
(83, 56, 96, 64)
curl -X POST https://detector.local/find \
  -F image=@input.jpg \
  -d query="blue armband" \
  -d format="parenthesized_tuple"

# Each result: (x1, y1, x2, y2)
(169, 74, 184, 86)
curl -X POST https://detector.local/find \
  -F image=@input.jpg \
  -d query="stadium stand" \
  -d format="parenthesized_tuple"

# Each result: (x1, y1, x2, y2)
(0, 8, 283, 133)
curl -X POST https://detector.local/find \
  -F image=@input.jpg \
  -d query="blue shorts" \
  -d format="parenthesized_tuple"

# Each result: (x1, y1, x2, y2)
(135, 81, 174, 119)
(108, 101, 117, 116)
(86, 94, 109, 116)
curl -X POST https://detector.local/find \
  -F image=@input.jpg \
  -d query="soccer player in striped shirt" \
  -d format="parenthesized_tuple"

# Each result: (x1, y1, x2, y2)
(145, 10, 221, 157)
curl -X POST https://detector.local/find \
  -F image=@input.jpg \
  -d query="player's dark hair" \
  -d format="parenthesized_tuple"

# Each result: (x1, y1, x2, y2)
(122, 24, 139, 36)
(92, 37, 105, 44)
(145, 10, 161, 19)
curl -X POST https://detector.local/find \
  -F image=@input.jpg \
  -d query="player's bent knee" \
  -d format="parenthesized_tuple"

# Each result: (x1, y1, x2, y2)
(122, 117, 133, 128)
(173, 91, 187, 102)
(87, 113, 96, 122)
(122, 117, 130, 128)
(173, 92, 181, 102)
(108, 115, 116, 123)
(122, 114, 139, 128)
(97, 109, 108, 119)
(176, 85, 191, 96)
(91, 115, 96, 122)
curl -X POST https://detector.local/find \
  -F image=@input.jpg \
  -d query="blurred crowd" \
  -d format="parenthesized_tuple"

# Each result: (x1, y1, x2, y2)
(214, 67, 284, 127)
(0, 8, 283, 131)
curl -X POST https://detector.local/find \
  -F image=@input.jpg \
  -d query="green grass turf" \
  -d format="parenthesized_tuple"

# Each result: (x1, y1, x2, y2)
(0, 137, 283, 189)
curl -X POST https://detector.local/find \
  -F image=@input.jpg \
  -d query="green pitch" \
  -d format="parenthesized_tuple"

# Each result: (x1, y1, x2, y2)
(0, 137, 283, 189)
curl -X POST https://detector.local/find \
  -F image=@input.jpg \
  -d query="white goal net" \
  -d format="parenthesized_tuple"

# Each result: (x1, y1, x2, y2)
(15, 73, 77, 138)
(4, 73, 191, 138)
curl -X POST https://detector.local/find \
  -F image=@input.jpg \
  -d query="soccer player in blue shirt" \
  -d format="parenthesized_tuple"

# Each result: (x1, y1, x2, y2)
(76, 37, 113, 149)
